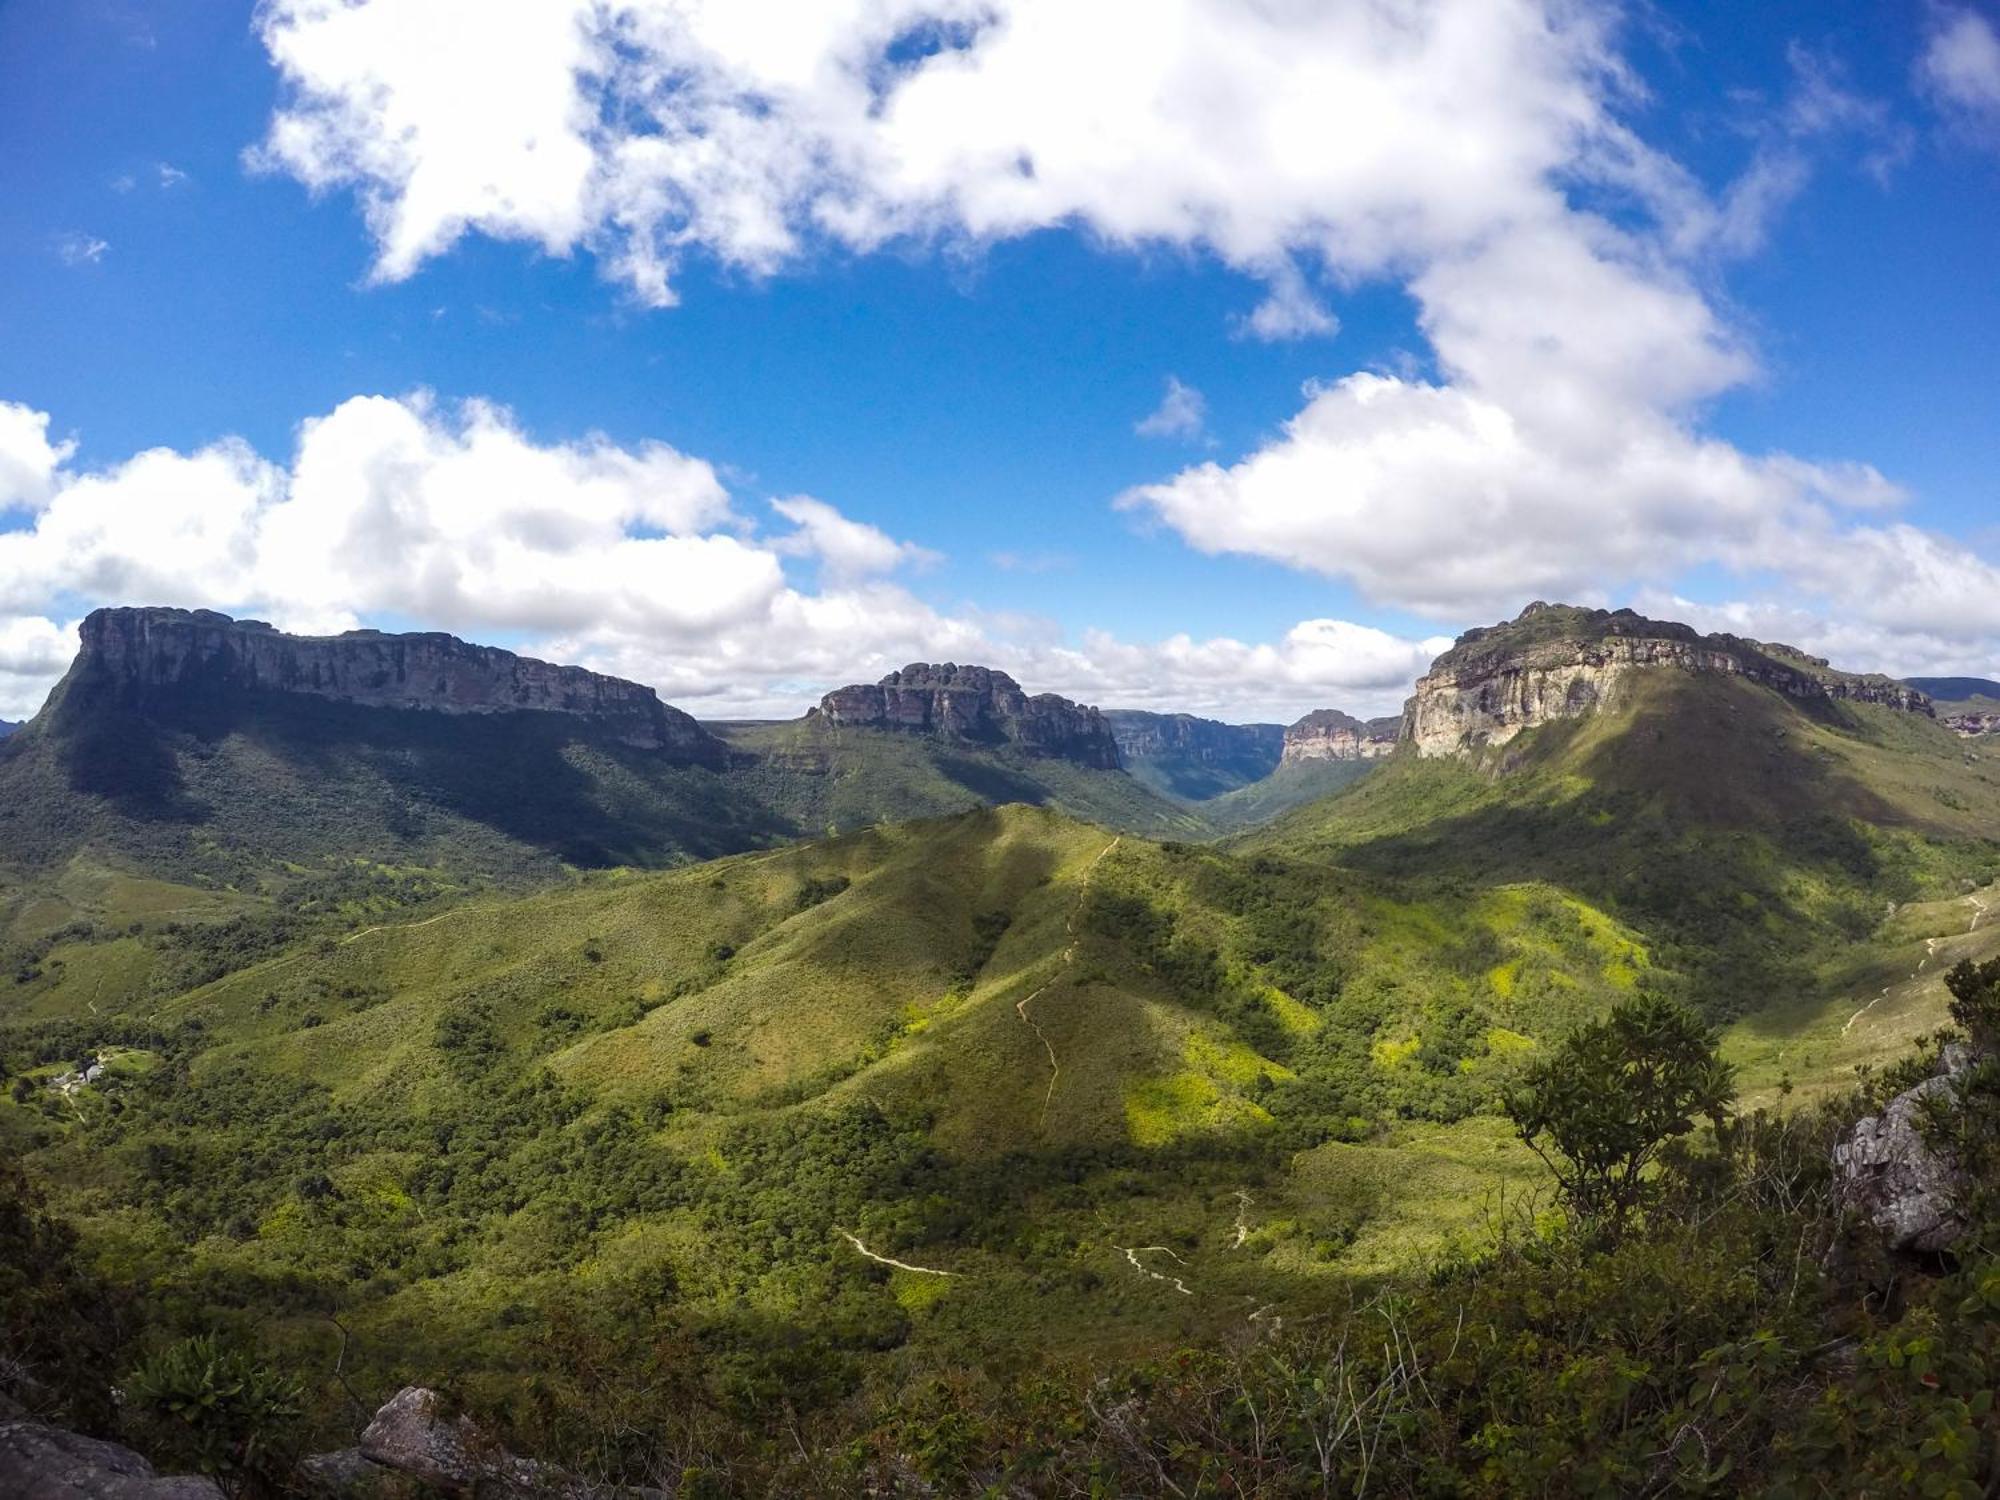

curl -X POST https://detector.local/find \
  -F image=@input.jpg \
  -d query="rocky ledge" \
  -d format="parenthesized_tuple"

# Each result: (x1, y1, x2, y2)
(1405, 602, 1934, 758)
(61, 607, 725, 761)
(816, 664, 1122, 768)
(1280, 709, 1400, 765)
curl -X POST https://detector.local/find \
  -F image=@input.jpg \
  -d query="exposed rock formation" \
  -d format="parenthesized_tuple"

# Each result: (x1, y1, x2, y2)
(58, 607, 724, 761)
(1280, 709, 1400, 765)
(1832, 1043, 1972, 1255)
(1944, 712, 2000, 738)
(817, 664, 1121, 768)
(352, 1386, 659, 1499)
(1404, 602, 1934, 759)
(0, 1412, 223, 1498)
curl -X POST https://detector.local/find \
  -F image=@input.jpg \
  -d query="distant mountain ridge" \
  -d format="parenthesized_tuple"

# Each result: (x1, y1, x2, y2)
(1905, 676, 2000, 703)
(0, 720, 18, 739)
(1406, 602, 1933, 757)
(816, 662, 1121, 769)
(71, 606, 725, 760)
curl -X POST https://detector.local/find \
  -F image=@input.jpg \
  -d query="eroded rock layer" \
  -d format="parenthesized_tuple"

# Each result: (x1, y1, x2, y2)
(818, 663, 1121, 768)
(1404, 603, 1933, 758)
(1281, 709, 1400, 764)
(66, 607, 724, 759)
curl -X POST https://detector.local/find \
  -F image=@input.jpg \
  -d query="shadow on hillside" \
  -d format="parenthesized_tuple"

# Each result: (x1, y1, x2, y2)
(1327, 693, 1915, 1017)
(52, 689, 789, 870)
(934, 751, 1055, 806)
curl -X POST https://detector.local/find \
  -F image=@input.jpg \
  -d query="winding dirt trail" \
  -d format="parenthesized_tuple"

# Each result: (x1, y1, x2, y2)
(1118, 1245, 1194, 1296)
(837, 1230, 956, 1277)
(1840, 899, 1992, 1039)
(1015, 835, 1121, 1128)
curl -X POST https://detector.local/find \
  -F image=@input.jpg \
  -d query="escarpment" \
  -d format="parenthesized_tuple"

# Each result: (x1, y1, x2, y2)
(1281, 709, 1400, 764)
(1106, 711, 1283, 769)
(817, 663, 1122, 768)
(1404, 602, 1935, 758)
(58, 606, 726, 760)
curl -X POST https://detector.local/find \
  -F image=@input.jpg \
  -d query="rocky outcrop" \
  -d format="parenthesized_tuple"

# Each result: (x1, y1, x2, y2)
(0, 1413, 223, 1499)
(1944, 712, 2000, 738)
(1106, 712, 1282, 771)
(1404, 602, 1935, 758)
(1833, 1044, 1973, 1255)
(817, 664, 1122, 768)
(60, 608, 724, 761)
(1280, 709, 1400, 765)
(346, 1386, 659, 1499)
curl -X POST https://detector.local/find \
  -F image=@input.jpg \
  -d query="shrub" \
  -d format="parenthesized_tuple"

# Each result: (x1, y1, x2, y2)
(1507, 993, 1734, 1237)
(124, 1333, 303, 1497)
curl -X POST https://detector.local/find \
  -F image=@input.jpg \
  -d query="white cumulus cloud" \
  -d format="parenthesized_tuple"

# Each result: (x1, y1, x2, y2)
(0, 394, 1452, 724)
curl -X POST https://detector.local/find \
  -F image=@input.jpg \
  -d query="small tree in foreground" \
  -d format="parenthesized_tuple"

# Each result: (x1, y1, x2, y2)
(1508, 994, 1735, 1237)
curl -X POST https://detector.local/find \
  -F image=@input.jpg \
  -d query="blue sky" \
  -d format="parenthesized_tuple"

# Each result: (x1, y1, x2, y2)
(1, 0, 1997, 722)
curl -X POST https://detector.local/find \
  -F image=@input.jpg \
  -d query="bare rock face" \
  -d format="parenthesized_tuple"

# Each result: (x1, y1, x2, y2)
(0, 1416, 224, 1499)
(64, 608, 725, 762)
(1832, 1045, 1972, 1255)
(1404, 602, 1935, 759)
(1280, 709, 1399, 765)
(817, 664, 1121, 768)
(357, 1387, 658, 1499)
(1944, 712, 2000, 738)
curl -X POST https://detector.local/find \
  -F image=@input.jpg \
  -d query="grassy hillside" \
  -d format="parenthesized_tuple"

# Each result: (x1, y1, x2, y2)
(0, 687, 792, 885)
(1197, 756, 1377, 833)
(11, 693, 2000, 1487)
(1, 802, 1691, 1439)
(713, 715, 1211, 840)
(1240, 670, 2000, 1017)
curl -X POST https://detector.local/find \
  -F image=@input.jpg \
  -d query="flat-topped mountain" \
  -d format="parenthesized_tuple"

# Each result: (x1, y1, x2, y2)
(1405, 601, 1932, 757)
(816, 663, 1121, 769)
(68, 606, 724, 760)
(1281, 708, 1400, 764)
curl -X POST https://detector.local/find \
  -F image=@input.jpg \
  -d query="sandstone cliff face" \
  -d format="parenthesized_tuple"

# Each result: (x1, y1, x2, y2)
(1280, 709, 1400, 765)
(1105, 711, 1283, 768)
(1404, 603, 1935, 759)
(818, 663, 1122, 768)
(68, 607, 725, 760)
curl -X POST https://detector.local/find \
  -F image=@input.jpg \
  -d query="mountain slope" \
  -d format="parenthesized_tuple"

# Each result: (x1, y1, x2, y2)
(0, 608, 783, 882)
(0, 613, 1211, 889)
(1103, 710, 1284, 801)
(1241, 609, 2000, 1016)
(1907, 675, 2000, 704)
(712, 715, 1209, 839)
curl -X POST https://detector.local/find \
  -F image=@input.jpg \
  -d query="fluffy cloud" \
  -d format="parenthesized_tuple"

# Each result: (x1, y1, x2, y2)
(0, 401, 74, 513)
(250, 1, 1941, 658)
(0, 394, 1447, 723)
(1921, 7, 2000, 138)
(252, 0, 1628, 306)
(0, 615, 76, 720)
(1134, 378, 1207, 441)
